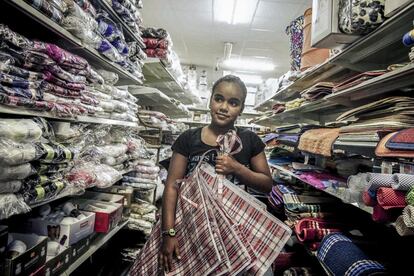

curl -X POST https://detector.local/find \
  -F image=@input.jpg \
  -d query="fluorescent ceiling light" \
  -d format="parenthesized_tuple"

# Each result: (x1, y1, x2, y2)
(234, 73, 263, 85)
(233, 0, 258, 24)
(223, 58, 275, 72)
(214, 0, 257, 25)
(214, 0, 235, 24)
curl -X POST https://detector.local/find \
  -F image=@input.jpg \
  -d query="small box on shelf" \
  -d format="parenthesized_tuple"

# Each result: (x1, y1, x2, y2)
(92, 186, 134, 209)
(3, 233, 47, 276)
(33, 245, 71, 276)
(69, 236, 91, 263)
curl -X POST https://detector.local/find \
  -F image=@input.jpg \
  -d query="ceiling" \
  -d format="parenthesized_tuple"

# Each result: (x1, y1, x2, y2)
(141, 0, 312, 79)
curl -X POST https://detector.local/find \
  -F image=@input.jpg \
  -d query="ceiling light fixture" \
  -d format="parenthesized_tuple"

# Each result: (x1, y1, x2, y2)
(223, 58, 275, 72)
(234, 73, 263, 85)
(214, 0, 235, 24)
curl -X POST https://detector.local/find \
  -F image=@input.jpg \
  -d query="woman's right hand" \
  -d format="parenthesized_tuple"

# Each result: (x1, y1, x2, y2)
(159, 236, 181, 272)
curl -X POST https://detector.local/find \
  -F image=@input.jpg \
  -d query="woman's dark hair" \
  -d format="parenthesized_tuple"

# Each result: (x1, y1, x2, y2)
(211, 75, 247, 102)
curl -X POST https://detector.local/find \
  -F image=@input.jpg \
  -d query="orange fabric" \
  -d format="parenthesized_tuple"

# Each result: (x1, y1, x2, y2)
(376, 132, 414, 158)
(298, 128, 340, 157)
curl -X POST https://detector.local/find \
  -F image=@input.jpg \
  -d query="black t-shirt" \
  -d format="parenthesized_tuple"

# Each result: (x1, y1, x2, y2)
(171, 127, 265, 185)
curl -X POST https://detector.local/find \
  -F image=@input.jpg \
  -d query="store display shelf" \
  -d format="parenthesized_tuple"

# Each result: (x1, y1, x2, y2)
(0, 105, 139, 128)
(268, 162, 373, 215)
(188, 107, 260, 119)
(330, 2, 414, 71)
(143, 58, 183, 91)
(96, 0, 145, 49)
(326, 63, 414, 103)
(333, 141, 378, 158)
(62, 220, 129, 275)
(128, 86, 190, 118)
(4, 0, 142, 85)
(252, 99, 340, 127)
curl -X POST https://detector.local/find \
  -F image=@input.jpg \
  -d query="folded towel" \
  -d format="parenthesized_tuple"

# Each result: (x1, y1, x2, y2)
(376, 187, 406, 209)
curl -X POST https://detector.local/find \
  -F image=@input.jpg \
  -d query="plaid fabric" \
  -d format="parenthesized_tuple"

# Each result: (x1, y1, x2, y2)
(376, 187, 406, 209)
(392, 173, 414, 191)
(403, 205, 414, 227)
(366, 173, 394, 192)
(199, 163, 291, 275)
(294, 218, 343, 243)
(317, 233, 385, 276)
(395, 216, 414, 236)
(130, 174, 223, 275)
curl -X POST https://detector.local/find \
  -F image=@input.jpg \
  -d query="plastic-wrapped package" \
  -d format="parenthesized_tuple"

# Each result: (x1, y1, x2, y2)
(41, 81, 81, 98)
(102, 154, 129, 166)
(0, 163, 36, 180)
(48, 0, 68, 13)
(32, 162, 71, 174)
(23, 180, 65, 204)
(141, 27, 169, 39)
(94, 164, 122, 188)
(86, 66, 105, 84)
(136, 159, 156, 167)
(24, 0, 63, 23)
(97, 39, 125, 62)
(0, 25, 34, 49)
(110, 112, 129, 121)
(0, 51, 17, 65)
(61, 16, 102, 46)
(123, 176, 157, 185)
(134, 165, 160, 174)
(130, 200, 157, 215)
(44, 72, 85, 91)
(65, 0, 98, 30)
(111, 87, 128, 100)
(36, 143, 76, 163)
(111, 38, 129, 56)
(73, 0, 97, 18)
(91, 83, 115, 94)
(127, 172, 158, 180)
(80, 94, 99, 106)
(112, 0, 139, 32)
(96, 70, 119, 85)
(0, 63, 45, 81)
(47, 64, 86, 84)
(112, 100, 128, 112)
(0, 119, 43, 142)
(44, 43, 89, 70)
(0, 72, 41, 90)
(143, 38, 169, 49)
(66, 161, 97, 188)
(82, 143, 128, 160)
(0, 194, 31, 220)
(99, 100, 115, 112)
(133, 186, 155, 203)
(0, 139, 43, 165)
(85, 88, 112, 100)
(97, 15, 123, 42)
(0, 85, 42, 100)
(0, 180, 22, 194)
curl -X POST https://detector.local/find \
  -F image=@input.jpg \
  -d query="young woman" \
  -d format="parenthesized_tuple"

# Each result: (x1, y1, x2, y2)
(159, 75, 273, 272)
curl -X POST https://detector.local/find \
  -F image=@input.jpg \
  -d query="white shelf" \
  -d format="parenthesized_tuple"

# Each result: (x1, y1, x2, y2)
(128, 86, 190, 118)
(62, 220, 129, 275)
(268, 162, 373, 215)
(3, 0, 142, 85)
(0, 105, 139, 128)
(142, 58, 201, 105)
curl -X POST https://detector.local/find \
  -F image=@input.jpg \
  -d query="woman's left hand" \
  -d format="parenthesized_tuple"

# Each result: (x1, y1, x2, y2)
(215, 154, 241, 175)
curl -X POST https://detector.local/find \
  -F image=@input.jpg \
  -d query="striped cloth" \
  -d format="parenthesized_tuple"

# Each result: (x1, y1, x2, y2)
(392, 174, 414, 191)
(294, 218, 343, 243)
(403, 205, 414, 227)
(376, 187, 406, 209)
(317, 233, 386, 276)
(395, 216, 414, 236)
(199, 163, 292, 275)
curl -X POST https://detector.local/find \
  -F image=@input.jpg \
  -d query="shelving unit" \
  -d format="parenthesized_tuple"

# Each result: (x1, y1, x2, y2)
(96, 0, 146, 49)
(142, 58, 201, 105)
(188, 106, 261, 119)
(2, 0, 142, 86)
(268, 163, 373, 214)
(128, 86, 190, 118)
(253, 2, 414, 113)
(0, 106, 139, 128)
(62, 220, 129, 276)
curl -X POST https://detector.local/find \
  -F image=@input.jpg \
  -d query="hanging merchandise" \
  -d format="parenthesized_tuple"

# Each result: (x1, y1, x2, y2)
(339, 0, 386, 35)
(285, 15, 304, 71)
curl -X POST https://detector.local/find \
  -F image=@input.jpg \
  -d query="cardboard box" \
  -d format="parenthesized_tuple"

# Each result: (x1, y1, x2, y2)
(311, 0, 360, 48)
(69, 236, 91, 263)
(92, 186, 134, 208)
(4, 233, 47, 276)
(24, 212, 95, 246)
(82, 191, 125, 206)
(385, 0, 411, 17)
(33, 245, 71, 276)
(72, 199, 123, 233)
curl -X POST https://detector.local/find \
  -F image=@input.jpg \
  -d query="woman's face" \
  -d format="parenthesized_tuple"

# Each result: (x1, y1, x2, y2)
(209, 81, 244, 127)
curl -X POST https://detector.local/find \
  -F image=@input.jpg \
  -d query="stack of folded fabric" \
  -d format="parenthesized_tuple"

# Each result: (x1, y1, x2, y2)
(112, 0, 143, 34)
(142, 27, 172, 61)
(317, 233, 386, 275)
(128, 199, 157, 235)
(138, 110, 173, 130)
(332, 70, 387, 93)
(268, 184, 295, 216)
(300, 82, 335, 102)
(286, 98, 305, 110)
(272, 102, 286, 114)
(336, 97, 414, 133)
(298, 128, 340, 157)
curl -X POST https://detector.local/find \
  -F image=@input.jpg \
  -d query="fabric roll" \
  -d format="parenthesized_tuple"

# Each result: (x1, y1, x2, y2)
(403, 205, 414, 227)
(376, 187, 406, 209)
(395, 216, 414, 236)
(385, 128, 414, 150)
(362, 191, 377, 206)
(366, 173, 394, 192)
(294, 218, 342, 243)
(372, 205, 399, 223)
(298, 128, 340, 157)
(406, 187, 414, 205)
(392, 174, 414, 191)
(317, 233, 386, 276)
